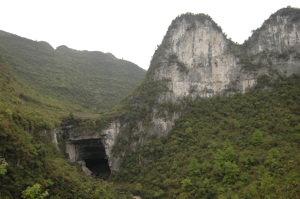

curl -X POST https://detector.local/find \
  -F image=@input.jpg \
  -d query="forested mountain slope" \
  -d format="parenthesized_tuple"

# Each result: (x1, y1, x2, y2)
(0, 56, 133, 198)
(1, 6, 300, 199)
(60, 7, 300, 198)
(0, 30, 145, 113)
(113, 74, 300, 198)
(66, 7, 300, 173)
(0, 30, 145, 197)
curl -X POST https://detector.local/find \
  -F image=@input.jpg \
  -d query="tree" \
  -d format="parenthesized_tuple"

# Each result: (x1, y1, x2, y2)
(215, 140, 235, 165)
(21, 183, 49, 199)
(222, 161, 240, 184)
(0, 157, 8, 175)
(181, 178, 193, 191)
(252, 130, 263, 146)
(265, 148, 281, 169)
(188, 158, 200, 176)
(224, 143, 235, 162)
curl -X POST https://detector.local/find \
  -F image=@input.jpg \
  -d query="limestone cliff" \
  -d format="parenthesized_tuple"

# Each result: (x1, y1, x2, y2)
(150, 14, 241, 101)
(247, 8, 300, 54)
(244, 7, 300, 76)
(64, 7, 300, 173)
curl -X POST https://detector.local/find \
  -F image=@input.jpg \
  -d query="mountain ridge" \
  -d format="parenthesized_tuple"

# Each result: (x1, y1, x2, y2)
(61, 7, 300, 174)
(0, 30, 146, 113)
(103, 8, 300, 198)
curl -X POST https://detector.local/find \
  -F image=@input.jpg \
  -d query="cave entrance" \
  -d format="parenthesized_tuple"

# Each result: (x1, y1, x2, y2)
(75, 139, 111, 179)
(85, 158, 111, 179)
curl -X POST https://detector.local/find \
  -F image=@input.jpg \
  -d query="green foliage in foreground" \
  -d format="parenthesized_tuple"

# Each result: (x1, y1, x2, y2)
(22, 183, 49, 199)
(112, 74, 300, 199)
(0, 56, 130, 198)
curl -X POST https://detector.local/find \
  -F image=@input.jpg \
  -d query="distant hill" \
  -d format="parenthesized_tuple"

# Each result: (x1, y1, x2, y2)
(0, 30, 146, 113)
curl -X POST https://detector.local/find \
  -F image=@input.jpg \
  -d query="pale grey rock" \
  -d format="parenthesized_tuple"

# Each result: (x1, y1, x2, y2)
(63, 9, 300, 173)
(152, 16, 241, 101)
(51, 127, 62, 150)
(245, 11, 300, 76)
(248, 15, 300, 53)
(78, 160, 93, 177)
(66, 143, 76, 162)
(101, 121, 121, 172)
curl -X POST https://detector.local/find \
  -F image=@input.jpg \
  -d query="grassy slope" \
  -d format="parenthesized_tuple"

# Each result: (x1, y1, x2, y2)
(0, 30, 144, 198)
(0, 56, 132, 198)
(112, 74, 300, 199)
(0, 30, 145, 113)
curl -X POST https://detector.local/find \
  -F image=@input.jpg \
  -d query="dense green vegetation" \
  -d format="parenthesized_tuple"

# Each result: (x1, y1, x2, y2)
(0, 30, 145, 113)
(0, 55, 132, 198)
(112, 74, 300, 198)
(1, 7, 300, 199)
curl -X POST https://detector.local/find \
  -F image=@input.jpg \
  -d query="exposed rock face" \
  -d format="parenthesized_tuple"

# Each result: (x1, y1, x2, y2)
(247, 11, 300, 54)
(152, 14, 241, 100)
(62, 122, 121, 173)
(152, 10, 300, 102)
(99, 122, 121, 172)
(64, 8, 300, 173)
(245, 9, 300, 76)
(62, 114, 180, 173)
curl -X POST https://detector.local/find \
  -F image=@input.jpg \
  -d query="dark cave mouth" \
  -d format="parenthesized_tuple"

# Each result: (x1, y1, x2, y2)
(74, 139, 111, 179)
(85, 158, 111, 179)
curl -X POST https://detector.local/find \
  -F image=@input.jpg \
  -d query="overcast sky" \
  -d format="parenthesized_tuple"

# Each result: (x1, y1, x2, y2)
(1, 0, 300, 70)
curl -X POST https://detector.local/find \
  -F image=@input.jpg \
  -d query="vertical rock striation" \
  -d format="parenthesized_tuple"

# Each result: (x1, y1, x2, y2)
(247, 8, 300, 54)
(150, 14, 241, 101)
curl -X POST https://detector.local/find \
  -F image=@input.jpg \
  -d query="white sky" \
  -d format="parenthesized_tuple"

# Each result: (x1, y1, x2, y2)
(0, 0, 300, 70)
